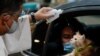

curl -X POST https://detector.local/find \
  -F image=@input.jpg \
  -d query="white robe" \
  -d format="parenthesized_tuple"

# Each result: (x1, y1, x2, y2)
(0, 36, 8, 56)
(3, 15, 32, 55)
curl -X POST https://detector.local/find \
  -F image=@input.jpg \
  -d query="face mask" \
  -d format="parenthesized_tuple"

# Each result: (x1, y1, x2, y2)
(63, 42, 74, 53)
(7, 20, 19, 33)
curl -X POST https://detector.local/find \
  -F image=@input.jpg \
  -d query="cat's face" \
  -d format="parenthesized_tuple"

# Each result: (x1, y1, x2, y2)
(70, 32, 85, 45)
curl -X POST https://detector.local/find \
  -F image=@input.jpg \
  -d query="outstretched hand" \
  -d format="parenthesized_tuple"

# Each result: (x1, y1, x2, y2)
(34, 7, 54, 20)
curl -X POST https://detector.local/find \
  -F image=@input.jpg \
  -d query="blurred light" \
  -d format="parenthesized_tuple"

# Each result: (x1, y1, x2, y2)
(44, 41, 45, 44)
(34, 39, 40, 43)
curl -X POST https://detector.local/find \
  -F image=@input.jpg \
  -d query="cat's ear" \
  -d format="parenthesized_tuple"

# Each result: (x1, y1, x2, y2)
(82, 34, 85, 40)
(75, 31, 80, 35)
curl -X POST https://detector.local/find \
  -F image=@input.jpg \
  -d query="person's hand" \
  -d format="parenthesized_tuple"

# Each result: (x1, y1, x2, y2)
(34, 7, 53, 20)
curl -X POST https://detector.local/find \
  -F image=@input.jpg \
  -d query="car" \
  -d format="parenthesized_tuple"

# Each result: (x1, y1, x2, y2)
(31, 0, 100, 56)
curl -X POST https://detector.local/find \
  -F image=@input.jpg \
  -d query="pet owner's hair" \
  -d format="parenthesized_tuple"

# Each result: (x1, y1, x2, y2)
(59, 17, 86, 35)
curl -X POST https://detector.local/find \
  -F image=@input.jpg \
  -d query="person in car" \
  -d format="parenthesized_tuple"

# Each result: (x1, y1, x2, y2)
(61, 18, 95, 56)
(61, 26, 75, 54)
(60, 18, 85, 55)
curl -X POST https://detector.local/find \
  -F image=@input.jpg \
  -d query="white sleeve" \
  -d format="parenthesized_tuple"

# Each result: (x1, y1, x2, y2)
(0, 36, 8, 56)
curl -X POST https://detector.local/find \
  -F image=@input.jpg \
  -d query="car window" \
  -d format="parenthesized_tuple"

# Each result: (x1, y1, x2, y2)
(76, 15, 100, 25)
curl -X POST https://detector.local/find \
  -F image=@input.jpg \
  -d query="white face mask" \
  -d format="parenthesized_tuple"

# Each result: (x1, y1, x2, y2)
(7, 20, 19, 33)
(7, 10, 24, 33)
